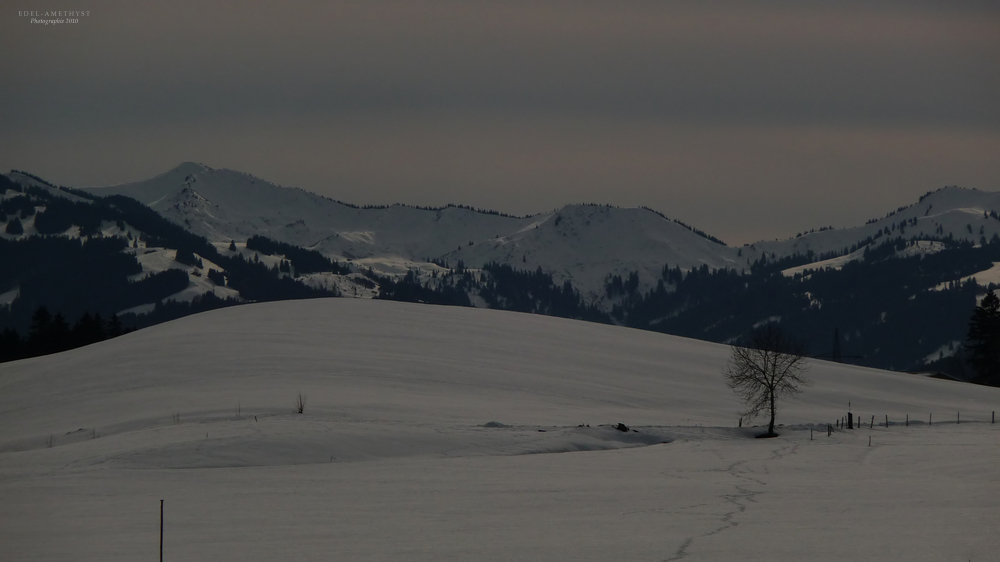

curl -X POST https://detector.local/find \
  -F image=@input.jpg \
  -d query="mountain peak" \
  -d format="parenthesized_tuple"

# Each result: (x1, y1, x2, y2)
(160, 161, 212, 181)
(123, 161, 213, 188)
(83, 162, 215, 205)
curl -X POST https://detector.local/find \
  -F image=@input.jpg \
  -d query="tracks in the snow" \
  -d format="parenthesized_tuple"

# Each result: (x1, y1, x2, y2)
(662, 441, 796, 561)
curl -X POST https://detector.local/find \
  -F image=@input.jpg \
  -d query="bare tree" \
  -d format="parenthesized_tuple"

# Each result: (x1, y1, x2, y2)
(724, 324, 809, 437)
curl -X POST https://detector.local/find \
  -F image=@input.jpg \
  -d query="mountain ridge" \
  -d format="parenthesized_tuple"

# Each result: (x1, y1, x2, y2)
(76, 163, 1000, 300)
(79, 163, 745, 298)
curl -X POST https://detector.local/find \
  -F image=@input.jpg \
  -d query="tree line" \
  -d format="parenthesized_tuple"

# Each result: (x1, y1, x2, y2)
(0, 306, 129, 362)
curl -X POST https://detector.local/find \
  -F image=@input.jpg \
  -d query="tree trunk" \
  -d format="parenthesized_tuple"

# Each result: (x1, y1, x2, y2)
(768, 388, 776, 435)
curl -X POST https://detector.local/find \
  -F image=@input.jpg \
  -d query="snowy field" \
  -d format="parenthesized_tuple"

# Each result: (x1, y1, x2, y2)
(0, 299, 997, 561)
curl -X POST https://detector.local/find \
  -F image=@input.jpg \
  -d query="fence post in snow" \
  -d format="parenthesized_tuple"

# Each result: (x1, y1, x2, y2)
(870, 415, 874, 429)
(885, 414, 888, 428)
(957, 411, 960, 425)
(160, 499, 164, 562)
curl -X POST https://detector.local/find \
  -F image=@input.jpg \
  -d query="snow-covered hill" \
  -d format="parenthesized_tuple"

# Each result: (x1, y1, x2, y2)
(0, 299, 997, 560)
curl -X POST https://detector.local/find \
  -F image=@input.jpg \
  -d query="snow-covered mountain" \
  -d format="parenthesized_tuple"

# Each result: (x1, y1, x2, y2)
(77, 163, 743, 298)
(76, 163, 1000, 300)
(756, 186, 1000, 261)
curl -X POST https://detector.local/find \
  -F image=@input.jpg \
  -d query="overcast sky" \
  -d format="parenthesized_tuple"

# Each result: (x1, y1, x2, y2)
(2, 1, 998, 245)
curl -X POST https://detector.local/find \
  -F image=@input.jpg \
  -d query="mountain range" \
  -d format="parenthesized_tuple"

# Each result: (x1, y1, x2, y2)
(66, 162, 1000, 298)
(3, 163, 1000, 379)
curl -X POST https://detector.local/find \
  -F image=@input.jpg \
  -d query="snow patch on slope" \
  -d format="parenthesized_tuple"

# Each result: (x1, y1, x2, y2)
(933, 262, 1000, 291)
(781, 247, 867, 277)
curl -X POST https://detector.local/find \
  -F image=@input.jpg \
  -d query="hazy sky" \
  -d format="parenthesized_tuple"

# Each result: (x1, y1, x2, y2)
(2, 1, 998, 245)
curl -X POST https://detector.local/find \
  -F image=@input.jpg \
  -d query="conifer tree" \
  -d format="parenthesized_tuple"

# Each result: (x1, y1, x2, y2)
(28, 307, 52, 344)
(107, 314, 123, 338)
(966, 290, 1000, 386)
(49, 313, 71, 352)
(5, 217, 23, 235)
(0, 328, 22, 362)
(72, 312, 107, 347)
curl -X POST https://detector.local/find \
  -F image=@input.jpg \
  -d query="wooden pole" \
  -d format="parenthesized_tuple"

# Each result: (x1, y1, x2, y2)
(929, 413, 932, 426)
(957, 411, 960, 425)
(885, 414, 888, 428)
(160, 499, 163, 562)
(870, 415, 874, 429)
